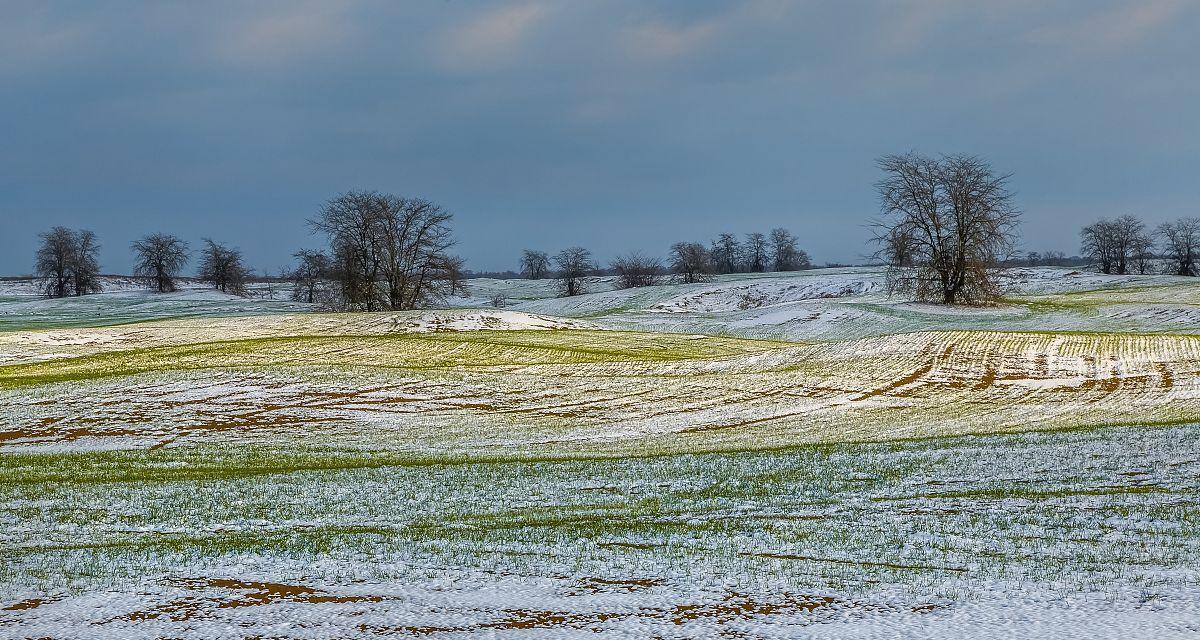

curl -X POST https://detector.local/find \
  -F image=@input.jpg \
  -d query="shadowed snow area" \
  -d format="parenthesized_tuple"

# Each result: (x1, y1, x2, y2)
(0, 277, 307, 332)
(2, 267, 1200, 637)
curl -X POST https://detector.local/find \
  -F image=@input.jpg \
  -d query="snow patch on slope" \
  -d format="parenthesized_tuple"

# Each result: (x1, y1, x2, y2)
(391, 310, 591, 332)
(650, 276, 884, 313)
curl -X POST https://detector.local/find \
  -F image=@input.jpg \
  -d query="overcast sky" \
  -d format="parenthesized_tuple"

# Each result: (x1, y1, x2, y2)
(1, 1, 1197, 275)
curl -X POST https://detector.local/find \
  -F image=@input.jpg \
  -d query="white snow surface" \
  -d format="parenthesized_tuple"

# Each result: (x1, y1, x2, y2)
(5, 267, 1200, 638)
(6, 577, 1199, 639)
(450, 266, 1200, 341)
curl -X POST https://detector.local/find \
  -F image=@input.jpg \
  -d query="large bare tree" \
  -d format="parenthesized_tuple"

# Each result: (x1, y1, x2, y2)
(1157, 217, 1200, 276)
(519, 249, 550, 279)
(873, 153, 1020, 304)
(310, 191, 461, 311)
(131, 233, 189, 293)
(35, 227, 102, 298)
(198, 239, 251, 296)
(1080, 221, 1117, 274)
(554, 246, 594, 297)
(670, 242, 714, 284)
(611, 252, 663, 288)
(37, 227, 75, 298)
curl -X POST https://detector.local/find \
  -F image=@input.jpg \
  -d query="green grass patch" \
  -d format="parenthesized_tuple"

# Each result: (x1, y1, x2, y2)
(0, 329, 785, 390)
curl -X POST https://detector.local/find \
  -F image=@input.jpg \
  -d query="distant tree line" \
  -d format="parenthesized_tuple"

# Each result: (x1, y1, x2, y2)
(1016, 251, 1074, 267)
(31, 172, 1197, 311)
(1079, 215, 1200, 276)
(705, 228, 811, 275)
(518, 227, 812, 297)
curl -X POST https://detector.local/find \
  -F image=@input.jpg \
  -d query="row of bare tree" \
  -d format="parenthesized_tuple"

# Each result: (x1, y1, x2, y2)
(33, 191, 462, 309)
(34, 228, 249, 297)
(708, 229, 812, 274)
(1020, 251, 1073, 267)
(518, 228, 812, 296)
(33, 171, 1194, 311)
(1080, 215, 1200, 276)
(517, 248, 595, 296)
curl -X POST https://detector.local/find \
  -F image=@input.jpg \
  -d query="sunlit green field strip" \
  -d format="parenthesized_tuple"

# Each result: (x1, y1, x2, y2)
(3, 322, 1200, 460)
(0, 329, 782, 389)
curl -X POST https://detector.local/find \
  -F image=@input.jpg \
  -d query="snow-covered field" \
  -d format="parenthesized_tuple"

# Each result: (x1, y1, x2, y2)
(452, 266, 1200, 341)
(0, 276, 304, 332)
(2, 267, 1200, 638)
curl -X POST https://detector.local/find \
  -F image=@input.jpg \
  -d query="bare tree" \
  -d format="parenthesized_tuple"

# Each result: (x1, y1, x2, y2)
(289, 249, 332, 304)
(70, 230, 102, 296)
(873, 153, 1020, 305)
(35, 227, 102, 298)
(554, 246, 594, 297)
(1158, 217, 1200, 276)
(310, 191, 460, 311)
(378, 197, 457, 310)
(316, 191, 383, 309)
(131, 233, 189, 293)
(611, 252, 663, 288)
(37, 227, 74, 298)
(1131, 232, 1155, 275)
(198, 238, 251, 296)
(441, 254, 468, 298)
(519, 249, 551, 279)
(1080, 215, 1151, 275)
(1080, 221, 1117, 274)
(670, 242, 714, 284)
(742, 233, 768, 273)
(768, 228, 811, 271)
(710, 233, 741, 274)
(258, 268, 284, 301)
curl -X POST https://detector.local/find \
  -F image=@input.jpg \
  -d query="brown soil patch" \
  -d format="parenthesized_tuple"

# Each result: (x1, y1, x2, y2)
(110, 577, 386, 623)
(1079, 357, 1123, 394)
(2, 596, 59, 611)
(0, 424, 141, 445)
(1158, 363, 1174, 390)
(355, 590, 888, 636)
(854, 344, 952, 401)
(974, 365, 996, 391)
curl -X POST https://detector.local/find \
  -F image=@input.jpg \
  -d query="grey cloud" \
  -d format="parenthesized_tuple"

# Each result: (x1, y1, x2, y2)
(1, 1, 1198, 275)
